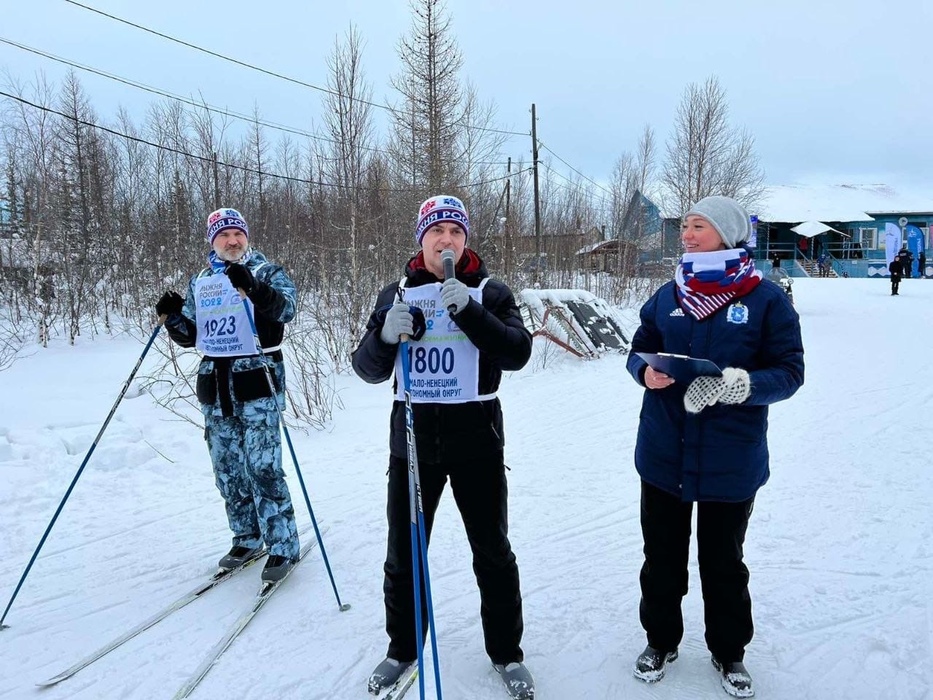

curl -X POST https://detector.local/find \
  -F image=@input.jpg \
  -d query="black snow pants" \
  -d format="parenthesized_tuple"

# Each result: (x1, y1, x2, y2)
(383, 454, 524, 665)
(638, 480, 755, 663)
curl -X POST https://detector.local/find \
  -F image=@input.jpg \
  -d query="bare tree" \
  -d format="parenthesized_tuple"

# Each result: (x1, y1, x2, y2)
(54, 71, 105, 343)
(317, 23, 383, 366)
(662, 76, 764, 215)
(390, 0, 464, 193)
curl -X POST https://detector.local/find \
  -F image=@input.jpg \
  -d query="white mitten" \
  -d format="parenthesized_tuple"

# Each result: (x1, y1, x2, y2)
(684, 367, 751, 413)
(684, 375, 727, 414)
(718, 367, 751, 404)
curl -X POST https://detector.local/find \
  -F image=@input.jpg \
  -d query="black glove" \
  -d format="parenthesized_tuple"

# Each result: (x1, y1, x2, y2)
(225, 263, 254, 294)
(156, 291, 184, 317)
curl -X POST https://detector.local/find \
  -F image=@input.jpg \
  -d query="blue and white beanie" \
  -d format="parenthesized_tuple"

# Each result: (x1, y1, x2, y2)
(206, 207, 249, 245)
(415, 195, 469, 245)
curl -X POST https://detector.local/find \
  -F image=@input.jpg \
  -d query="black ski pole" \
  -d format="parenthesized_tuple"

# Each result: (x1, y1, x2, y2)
(0, 319, 165, 629)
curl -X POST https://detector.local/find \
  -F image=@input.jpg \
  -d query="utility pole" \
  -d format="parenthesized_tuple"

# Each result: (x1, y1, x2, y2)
(212, 151, 221, 209)
(504, 157, 512, 278)
(531, 104, 542, 283)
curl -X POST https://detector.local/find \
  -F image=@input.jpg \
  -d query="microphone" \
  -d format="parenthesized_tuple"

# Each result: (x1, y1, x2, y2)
(441, 249, 457, 314)
(441, 249, 456, 281)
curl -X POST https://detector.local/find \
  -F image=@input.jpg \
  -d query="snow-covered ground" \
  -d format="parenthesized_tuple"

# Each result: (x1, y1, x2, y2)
(0, 277, 930, 700)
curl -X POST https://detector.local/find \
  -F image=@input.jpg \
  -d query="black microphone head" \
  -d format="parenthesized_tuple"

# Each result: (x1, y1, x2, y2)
(441, 249, 456, 279)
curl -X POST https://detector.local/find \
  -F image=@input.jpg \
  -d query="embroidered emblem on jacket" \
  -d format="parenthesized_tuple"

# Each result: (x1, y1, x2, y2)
(727, 301, 749, 324)
(669, 308, 685, 317)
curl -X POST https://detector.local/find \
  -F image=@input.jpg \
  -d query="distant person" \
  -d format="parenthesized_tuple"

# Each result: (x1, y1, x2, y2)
(889, 259, 902, 295)
(897, 247, 912, 280)
(769, 252, 781, 270)
(817, 253, 828, 277)
(798, 237, 809, 256)
(919, 252, 927, 278)
(626, 195, 804, 698)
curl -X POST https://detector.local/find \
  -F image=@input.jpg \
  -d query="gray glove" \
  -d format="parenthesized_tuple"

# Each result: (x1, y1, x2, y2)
(379, 302, 415, 345)
(440, 277, 470, 314)
(684, 368, 751, 414)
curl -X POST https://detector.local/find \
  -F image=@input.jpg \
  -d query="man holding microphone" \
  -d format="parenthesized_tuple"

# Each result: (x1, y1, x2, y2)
(351, 195, 535, 698)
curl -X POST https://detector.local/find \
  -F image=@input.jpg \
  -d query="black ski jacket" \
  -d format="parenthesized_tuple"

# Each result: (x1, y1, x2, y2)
(351, 249, 531, 463)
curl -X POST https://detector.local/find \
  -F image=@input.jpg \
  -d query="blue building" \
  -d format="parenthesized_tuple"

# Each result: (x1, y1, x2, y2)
(756, 183, 933, 278)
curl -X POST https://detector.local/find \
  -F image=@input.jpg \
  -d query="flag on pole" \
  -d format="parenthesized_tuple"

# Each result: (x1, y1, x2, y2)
(885, 222, 901, 265)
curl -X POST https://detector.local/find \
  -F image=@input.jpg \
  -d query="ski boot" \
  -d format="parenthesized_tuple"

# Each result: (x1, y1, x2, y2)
(368, 657, 413, 695)
(218, 544, 264, 571)
(261, 555, 297, 583)
(633, 645, 678, 682)
(493, 661, 535, 699)
(711, 656, 754, 698)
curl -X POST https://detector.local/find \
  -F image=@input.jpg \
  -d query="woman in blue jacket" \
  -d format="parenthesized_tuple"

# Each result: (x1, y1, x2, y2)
(626, 196, 804, 698)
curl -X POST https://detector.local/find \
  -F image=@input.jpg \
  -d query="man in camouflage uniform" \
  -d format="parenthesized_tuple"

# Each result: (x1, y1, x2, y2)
(156, 207, 300, 582)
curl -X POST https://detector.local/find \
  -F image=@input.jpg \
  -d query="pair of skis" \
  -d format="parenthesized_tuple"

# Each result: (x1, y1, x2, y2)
(38, 540, 316, 698)
(173, 540, 316, 699)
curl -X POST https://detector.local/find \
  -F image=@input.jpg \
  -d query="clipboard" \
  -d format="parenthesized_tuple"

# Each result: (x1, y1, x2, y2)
(634, 352, 723, 384)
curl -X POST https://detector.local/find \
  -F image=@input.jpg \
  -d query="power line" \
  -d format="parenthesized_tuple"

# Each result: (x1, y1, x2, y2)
(63, 0, 530, 139)
(542, 163, 611, 208)
(539, 142, 612, 196)
(0, 37, 341, 147)
(0, 36, 516, 169)
(0, 89, 528, 193)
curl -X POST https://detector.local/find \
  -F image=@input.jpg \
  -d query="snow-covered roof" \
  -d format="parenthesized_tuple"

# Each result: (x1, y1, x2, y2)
(761, 183, 933, 223)
(790, 221, 845, 237)
(575, 240, 613, 255)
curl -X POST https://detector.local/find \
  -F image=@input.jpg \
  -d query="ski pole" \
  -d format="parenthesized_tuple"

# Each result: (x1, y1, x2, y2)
(400, 335, 443, 699)
(237, 292, 350, 612)
(1, 319, 165, 629)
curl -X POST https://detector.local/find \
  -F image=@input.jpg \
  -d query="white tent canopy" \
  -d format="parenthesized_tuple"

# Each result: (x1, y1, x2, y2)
(790, 220, 849, 237)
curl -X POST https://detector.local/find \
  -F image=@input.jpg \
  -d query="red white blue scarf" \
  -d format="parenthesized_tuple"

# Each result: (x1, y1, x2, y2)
(675, 249, 762, 320)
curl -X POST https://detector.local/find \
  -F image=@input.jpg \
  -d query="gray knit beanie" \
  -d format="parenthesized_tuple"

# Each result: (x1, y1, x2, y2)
(684, 195, 751, 249)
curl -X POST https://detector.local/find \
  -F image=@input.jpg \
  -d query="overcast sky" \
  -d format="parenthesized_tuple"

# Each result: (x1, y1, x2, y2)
(3, 0, 932, 191)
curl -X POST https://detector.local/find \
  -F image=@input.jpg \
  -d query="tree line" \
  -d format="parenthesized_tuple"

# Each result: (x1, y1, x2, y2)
(0, 0, 764, 383)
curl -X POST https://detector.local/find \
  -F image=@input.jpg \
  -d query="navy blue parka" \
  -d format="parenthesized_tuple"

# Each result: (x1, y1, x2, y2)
(625, 275, 804, 502)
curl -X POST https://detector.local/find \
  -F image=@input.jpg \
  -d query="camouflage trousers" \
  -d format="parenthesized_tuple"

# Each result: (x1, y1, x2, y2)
(202, 394, 300, 560)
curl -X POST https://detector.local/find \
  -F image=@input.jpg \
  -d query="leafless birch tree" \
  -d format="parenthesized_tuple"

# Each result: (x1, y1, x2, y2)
(662, 76, 764, 215)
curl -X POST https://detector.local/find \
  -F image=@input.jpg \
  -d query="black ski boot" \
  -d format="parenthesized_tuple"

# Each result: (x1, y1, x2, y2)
(493, 661, 535, 699)
(633, 645, 678, 682)
(218, 544, 264, 571)
(711, 656, 754, 698)
(261, 555, 296, 583)
(367, 657, 413, 695)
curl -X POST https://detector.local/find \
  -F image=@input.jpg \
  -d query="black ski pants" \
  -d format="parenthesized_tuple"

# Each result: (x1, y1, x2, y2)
(383, 454, 524, 665)
(638, 480, 754, 663)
